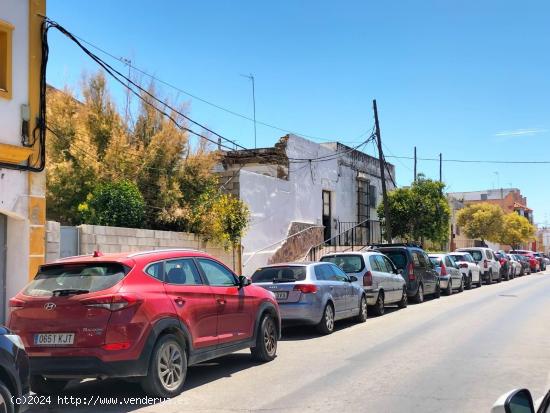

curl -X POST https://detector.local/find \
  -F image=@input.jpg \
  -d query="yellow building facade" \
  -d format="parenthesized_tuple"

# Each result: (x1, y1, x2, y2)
(0, 0, 46, 323)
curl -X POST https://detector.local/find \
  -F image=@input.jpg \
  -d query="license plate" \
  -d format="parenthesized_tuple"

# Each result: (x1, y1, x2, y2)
(34, 333, 75, 346)
(275, 292, 288, 300)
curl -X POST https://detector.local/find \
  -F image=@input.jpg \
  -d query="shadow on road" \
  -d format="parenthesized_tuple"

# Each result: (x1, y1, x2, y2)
(23, 353, 260, 413)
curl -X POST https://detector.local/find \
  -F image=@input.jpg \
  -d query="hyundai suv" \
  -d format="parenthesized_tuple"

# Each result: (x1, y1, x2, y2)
(371, 243, 440, 303)
(8, 249, 280, 398)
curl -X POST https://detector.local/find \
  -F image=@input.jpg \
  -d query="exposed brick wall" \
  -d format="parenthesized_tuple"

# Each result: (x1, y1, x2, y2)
(268, 222, 324, 264)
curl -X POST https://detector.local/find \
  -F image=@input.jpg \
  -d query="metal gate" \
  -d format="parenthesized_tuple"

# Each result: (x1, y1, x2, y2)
(0, 214, 7, 324)
(60, 226, 79, 258)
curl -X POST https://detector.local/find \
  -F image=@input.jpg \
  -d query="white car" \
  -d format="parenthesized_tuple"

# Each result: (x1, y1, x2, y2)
(492, 387, 550, 412)
(506, 254, 523, 277)
(320, 251, 407, 316)
(456, 247, 501, 285)
(449, 251, 482, 289)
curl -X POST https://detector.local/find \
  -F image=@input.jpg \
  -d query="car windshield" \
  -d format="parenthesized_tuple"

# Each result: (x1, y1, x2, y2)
(23, 263, 129, 297)
(382, 251, 408, 270)
(251, 266, 307, 283)
(320, 255, 363, 273)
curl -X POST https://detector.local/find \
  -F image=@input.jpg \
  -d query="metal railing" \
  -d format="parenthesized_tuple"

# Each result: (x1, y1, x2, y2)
(306, 219, 382, 261)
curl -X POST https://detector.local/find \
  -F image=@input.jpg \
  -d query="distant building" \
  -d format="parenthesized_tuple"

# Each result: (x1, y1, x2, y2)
(216, 134, 395, 275)
(448, 188, 533, 222)
(448, 188, 534, 251)
(0, 0, 46, 323)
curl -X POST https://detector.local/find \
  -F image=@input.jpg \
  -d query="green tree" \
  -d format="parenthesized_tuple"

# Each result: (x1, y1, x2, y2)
(456, 202, 503, 243)
(498, 213, 536, 248)
(207, 194, 250, 250)
(377, 176, 450, 244)
(78, 180, 145, 228)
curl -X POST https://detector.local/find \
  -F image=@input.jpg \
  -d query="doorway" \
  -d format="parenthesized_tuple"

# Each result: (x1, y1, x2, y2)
(322, 191, 332, 243)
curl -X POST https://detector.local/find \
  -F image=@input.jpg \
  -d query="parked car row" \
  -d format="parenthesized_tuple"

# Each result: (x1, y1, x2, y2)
(2, 245, 547, 410)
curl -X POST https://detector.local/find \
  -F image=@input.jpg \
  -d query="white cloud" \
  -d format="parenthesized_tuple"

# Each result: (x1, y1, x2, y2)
(495, 128, 548, 137)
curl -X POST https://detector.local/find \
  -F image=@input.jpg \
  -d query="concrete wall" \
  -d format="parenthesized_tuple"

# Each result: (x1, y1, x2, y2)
(45, 222, 239, 272)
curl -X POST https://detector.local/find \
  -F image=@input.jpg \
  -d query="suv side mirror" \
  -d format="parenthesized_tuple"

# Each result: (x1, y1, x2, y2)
(349, 275, 358, 282)
(492, 389, 535, 413)
(238, 275, 251, 288)
(395, 268, 403, 275)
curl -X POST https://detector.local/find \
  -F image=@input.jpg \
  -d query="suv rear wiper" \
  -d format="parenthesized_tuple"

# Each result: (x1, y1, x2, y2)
(52, 289, 90, 296)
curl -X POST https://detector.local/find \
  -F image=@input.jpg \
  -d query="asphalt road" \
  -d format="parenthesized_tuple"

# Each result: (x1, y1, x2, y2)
(24, 271, 550, 413)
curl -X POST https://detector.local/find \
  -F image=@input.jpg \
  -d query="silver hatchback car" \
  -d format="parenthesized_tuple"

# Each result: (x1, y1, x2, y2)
(251, 262, 367, 334)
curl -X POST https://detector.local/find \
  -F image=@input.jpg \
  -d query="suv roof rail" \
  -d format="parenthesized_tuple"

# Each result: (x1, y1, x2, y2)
(127, 248, 205, 258)
(370, 242, 423, 249)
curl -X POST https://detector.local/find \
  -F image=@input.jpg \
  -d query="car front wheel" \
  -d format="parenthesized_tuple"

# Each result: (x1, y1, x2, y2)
(251, 314, 278, 361)
(141, 334, 187, 398)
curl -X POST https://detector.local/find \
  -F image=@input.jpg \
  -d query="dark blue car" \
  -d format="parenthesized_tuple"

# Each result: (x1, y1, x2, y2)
(0, 325, 29, 413)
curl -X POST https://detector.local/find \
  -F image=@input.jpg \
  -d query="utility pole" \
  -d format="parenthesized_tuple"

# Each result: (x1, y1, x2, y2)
(414, 146, 417, 182)
(373, 99, 392, 243)
(241, 73, 257, 148)
(439, 153, 442, 183)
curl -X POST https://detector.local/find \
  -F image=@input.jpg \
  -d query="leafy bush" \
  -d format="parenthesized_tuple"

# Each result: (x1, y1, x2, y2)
(78, 180, 145, 228)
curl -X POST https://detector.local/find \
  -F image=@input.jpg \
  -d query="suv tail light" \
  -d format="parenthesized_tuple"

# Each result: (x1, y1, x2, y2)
(499, 258, 506, 265)
(408, 263, 415, 280)
(293, 284, 317, 294)
(81, 294, 142, 311)
(9, 298, 25, 308)
(363, 271, 373, 287)
(440, 263, 448, 276)
(484, 259, 488, 268)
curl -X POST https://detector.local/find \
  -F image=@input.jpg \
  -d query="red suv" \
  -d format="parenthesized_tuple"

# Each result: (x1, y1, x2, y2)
(8, 249, 280, 397)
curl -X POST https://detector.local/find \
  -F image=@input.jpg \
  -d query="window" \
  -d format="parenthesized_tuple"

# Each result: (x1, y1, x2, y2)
(481, 194, 488, 201)
(381, 256, 396, 273)
(23, 263, 128, 297)
(369, 255, 381, 271)
(375, 255, 393, 272)
(0, 20, 13, 99)
(445, 256, 453, 267)
(197, 258, 237, 286)
(314, 264, 334, 281)
(145, 262, 164, 281)
(165, 259, 202, 285)
(331, 265, 349, 282)
(251, 266, 306, 283)
(411, 251, 422, 267)
(320, 254, 364, 273)
(417, 253, 428, 268)
(384, 251, 407, 270)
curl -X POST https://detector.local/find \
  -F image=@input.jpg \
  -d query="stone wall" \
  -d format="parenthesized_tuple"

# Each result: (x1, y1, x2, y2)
(268, 222, 324, 264)
(46, 222, 239, 272)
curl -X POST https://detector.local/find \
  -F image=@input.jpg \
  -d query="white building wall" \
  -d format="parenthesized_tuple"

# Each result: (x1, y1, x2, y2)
(0, 0, 31, 319)
(240, 135, 388, 275)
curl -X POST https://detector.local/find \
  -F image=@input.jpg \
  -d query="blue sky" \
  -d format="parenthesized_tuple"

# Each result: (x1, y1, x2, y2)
(45, 0, 550, 224)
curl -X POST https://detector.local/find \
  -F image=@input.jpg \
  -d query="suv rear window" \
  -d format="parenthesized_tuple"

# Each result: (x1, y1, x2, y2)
(23, 263, 129, 297)
(461, 250, 482, 262)
(382, 250, 408, 270)
(251, 266, 306, 283)
(320, 255, 364, 273)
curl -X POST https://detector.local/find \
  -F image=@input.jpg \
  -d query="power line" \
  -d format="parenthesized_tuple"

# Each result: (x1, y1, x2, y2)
(70, 32, 349, 143)
(384, 155, 550, 165)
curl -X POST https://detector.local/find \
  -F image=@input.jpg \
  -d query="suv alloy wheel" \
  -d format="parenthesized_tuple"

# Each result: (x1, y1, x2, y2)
(251, 314, 278, 362)
(141, 334, 187, 397)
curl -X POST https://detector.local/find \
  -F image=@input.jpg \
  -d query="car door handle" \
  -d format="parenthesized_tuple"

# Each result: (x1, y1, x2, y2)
(217, 298, 226, 305)
(174, 297, 185, 306)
